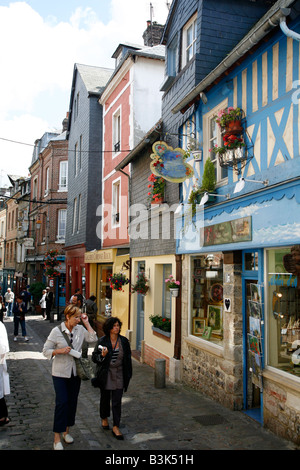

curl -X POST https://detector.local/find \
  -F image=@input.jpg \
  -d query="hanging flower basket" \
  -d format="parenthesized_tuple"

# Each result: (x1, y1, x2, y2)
(109, 272, 129, 292)
(165, 275, 180, 296)
(169, 288, 179, 297)
(131, 272, 149, 295)
(44, 250, 61, 277)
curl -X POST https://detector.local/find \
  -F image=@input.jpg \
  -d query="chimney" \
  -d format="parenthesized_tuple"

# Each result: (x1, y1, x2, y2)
(62, 112, 69, 132)
(143, 21, 165, 47)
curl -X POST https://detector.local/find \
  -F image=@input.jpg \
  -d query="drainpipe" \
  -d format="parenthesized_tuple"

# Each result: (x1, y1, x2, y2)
(116, 167, 131, 330)
(174, 254, 182, 360)
(280, 10, 300, 41)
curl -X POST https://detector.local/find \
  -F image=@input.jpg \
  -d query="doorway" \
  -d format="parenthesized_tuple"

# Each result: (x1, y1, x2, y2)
(136, 261, 146, 352)
(242, 249, 264, 424)
(98, 265, 113, 317)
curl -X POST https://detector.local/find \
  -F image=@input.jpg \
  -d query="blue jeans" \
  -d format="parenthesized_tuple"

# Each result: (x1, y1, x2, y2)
(52, 375, 81, 433)
(6, 303, 13, 317)
(13, 316, 27, 337)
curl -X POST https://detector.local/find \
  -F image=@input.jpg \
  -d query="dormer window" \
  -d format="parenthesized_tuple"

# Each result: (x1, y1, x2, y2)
(182, 13, 197, 68)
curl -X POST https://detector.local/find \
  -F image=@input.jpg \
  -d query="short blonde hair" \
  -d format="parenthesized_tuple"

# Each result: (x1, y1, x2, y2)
(64, 304, 81, 319)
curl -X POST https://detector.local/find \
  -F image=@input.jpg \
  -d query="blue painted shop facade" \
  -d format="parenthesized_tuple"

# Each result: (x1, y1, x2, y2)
(169, 4, 300, 444)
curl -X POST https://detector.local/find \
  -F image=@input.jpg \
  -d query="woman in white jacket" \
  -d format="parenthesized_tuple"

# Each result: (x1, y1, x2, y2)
(39, 289, 47, 319)
(0, 321, 10, 426)
(43, 304, 97, 450)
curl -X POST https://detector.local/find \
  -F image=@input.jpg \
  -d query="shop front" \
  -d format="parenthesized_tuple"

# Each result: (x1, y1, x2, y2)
(84, 248, 130, 336)
(177, 181, 300, 444)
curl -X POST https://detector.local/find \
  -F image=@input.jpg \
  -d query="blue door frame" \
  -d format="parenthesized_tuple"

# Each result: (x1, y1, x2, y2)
(242, 249, 264, 425)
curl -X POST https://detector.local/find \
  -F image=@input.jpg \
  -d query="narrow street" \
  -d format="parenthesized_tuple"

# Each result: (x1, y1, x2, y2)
(0, 315, 297, 455)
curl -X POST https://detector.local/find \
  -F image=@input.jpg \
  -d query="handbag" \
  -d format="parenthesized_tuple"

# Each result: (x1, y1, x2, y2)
(59, 326, 95, 381)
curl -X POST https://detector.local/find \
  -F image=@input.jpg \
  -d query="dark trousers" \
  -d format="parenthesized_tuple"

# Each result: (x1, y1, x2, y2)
(13, 316, 26, 336)
(100, 389, 123, 427)
(52, 375, 81, 433)
(0, 397, 8, 419)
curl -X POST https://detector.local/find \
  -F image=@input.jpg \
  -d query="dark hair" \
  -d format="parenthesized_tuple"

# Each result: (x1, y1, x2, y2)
(89, 295, 96, 301)
(103, 317, 122, 336)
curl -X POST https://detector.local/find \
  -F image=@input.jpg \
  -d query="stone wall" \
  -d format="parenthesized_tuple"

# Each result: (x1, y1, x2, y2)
(263, 371, 300, 446)
(181, 252, 244, 411)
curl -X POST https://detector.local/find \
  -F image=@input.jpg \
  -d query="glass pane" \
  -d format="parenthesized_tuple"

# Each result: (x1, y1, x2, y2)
(245, 252, 258, 271)
(191, 254, 224, 345)
(267, 247, 300, 378)
(100, 266, 113, 317)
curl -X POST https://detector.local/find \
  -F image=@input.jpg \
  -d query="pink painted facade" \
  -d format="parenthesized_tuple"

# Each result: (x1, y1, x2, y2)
(100, 45, 165, 249)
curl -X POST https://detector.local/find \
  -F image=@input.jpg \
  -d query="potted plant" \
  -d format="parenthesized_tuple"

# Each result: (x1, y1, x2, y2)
(213, 133, 246, 165)
(131, 272, 149, 295)
(188, 159, 216, 215)
(149, 314, 171, 335)
(109, 272, 129, 292)
(29, 281, 46, 312)
(147, 173, 165, 204)
(165, 275, 180, 297)
(214, 107, 243, 133)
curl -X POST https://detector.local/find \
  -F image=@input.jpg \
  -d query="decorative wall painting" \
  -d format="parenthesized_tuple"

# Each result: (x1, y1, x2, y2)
(202, 216, 252, 247)
(249, 351, 263, 389)
(250, 283, 262, 303)
(249, 316, 261, 339)
(248, 334, 261, 355)
(193, 318, 206, 336)
(202, 326, 212, 340)
(207, 304, 222, 336)
(248, 300, 262, 319)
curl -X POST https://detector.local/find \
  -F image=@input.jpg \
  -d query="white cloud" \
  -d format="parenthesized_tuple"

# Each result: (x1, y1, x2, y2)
(0, 0, 169, 180)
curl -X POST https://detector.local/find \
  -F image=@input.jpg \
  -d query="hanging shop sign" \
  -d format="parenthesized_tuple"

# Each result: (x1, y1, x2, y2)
(150, 141, 194, 183)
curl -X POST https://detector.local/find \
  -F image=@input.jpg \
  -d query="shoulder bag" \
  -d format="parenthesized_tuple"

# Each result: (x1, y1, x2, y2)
(58, 325, 95, 381)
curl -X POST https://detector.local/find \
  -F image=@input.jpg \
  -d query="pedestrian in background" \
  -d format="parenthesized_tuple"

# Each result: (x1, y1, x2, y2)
(20, 286, 31, 312)
(45, 287, 54, 321)
(13, 295, 29, 342)
(70, 289, 85, 310)
(0, 321, 10, 426)
(92, 316, 132, 440)
(43, 304, 97, 450)
(39, 289, 47, 319)
(85, 295, 98, 330)
(0, 296, 6, 323)
(4, 288, 14, 317)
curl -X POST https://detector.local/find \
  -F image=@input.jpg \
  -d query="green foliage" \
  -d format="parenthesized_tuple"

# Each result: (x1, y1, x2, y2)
(29, 282, 46, 305)
(201, 158, 216, 193)
(149, 314, 171, 332)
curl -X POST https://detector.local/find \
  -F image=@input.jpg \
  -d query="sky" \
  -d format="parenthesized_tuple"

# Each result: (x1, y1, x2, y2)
(0, 0, 170, 187)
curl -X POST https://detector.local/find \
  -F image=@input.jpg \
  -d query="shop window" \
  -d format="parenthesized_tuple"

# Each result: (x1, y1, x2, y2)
(267, 247, 300, 378)
(191, 253, 224, 345)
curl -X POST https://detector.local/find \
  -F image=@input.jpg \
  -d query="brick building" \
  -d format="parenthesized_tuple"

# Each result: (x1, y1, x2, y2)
(26, 117, 68, 309)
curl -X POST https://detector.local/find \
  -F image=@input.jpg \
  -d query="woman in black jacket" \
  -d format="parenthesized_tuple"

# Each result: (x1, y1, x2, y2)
(92, 317, 132, 440)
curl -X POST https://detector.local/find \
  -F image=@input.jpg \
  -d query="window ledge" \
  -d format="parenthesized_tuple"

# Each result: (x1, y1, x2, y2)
(152, 326, 171, 341)
(185, 335, 224, 358)
(263, 367, 300, 392)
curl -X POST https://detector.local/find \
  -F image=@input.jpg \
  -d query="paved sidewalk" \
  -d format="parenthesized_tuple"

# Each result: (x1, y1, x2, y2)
(0, 315, 298, 452)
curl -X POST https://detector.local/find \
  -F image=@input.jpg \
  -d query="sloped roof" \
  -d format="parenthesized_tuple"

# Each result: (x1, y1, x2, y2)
(76, 63, 114, 96)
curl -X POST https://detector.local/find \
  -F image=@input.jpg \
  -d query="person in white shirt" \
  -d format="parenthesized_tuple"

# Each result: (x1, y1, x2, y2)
(43, 304, 97, 450)
(39, 290, 47, 319)
(4, 288, 14, 317)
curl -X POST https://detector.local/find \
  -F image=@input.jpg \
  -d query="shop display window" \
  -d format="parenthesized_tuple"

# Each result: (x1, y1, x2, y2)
(267, 247, 300, 378)
(191, 253, 224, 345)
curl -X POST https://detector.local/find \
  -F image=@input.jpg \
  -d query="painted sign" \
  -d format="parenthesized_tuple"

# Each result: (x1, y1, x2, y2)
(202, 216, 252, 246)
(150, 141, 194, 183)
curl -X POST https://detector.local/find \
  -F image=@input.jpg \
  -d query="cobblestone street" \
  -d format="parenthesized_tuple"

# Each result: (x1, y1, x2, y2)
(0, 315, 298, 455)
